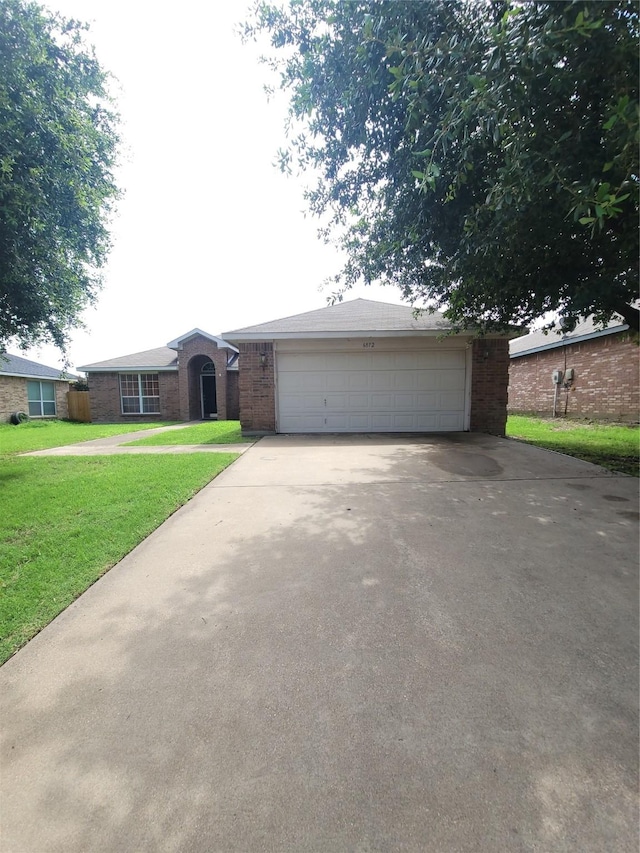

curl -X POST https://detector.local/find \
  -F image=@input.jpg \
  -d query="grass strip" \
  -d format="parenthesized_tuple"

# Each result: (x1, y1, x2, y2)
(506, 415, 639, 476)
(0, 420, 177, 455)
(124, 420, 252, 446)
(0, 453, 237, 664)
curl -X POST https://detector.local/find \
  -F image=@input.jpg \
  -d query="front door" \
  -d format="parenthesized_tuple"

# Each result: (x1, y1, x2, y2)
(200, 370, 217, 419)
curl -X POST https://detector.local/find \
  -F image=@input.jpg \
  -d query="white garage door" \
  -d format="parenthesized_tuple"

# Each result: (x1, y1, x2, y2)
(277, 349, 467, 433)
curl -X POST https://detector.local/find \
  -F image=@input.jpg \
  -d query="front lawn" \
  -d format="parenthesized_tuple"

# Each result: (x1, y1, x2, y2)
(0, 419, 177, 456)
(0, 452, 238, 664)
(506, 415, 639, 476)
(124, 420, 252, 446)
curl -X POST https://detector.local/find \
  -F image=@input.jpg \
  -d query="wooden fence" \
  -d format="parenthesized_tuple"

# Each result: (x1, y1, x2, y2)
(67, 391, 91, 422)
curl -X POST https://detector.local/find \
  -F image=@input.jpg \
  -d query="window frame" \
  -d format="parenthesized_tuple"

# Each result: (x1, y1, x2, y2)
(27, 380, 57, 418)
(119, 373, 160, 415)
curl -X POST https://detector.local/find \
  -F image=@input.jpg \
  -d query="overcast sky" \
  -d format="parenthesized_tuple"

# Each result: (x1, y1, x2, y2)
(20, 0, 403, 373)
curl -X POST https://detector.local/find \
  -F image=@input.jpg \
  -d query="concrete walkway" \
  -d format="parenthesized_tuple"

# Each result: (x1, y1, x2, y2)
(1, 433, 638, 852)
(22, 422, 254, 455)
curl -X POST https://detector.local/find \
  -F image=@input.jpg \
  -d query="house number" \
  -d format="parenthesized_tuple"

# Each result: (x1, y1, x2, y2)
(362, 342, 375, 348)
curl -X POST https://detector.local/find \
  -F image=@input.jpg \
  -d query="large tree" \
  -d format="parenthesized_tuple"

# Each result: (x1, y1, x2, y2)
(0, 0, 121, 351)
(245, 0, 639, 331)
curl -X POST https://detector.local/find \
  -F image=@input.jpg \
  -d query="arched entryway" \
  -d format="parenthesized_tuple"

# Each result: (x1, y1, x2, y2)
(200, 361, 217, 419)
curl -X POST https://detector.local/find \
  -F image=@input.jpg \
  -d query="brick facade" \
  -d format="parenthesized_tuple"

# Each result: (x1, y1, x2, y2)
(1, 376, 70, 422)
(227, 372, 239, 420)
(508, 332, 639, 422)
(88, 372, 181, 423)
(237, 343, 276, 433)
(86, 334, 239, 423)
(176, 337, 229, 422)
(237, 337, 511, 435)
(469, 338, 510, 435)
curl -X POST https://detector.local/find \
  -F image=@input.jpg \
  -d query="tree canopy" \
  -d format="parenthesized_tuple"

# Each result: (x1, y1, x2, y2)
(0, 0, 121, 351)
(245, 0, 639, 331)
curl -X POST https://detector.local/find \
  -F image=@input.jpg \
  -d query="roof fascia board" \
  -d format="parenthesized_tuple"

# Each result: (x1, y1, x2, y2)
(226, 330, 457, 342)
(225, 330, 513, 342)
(80, 365, 179, 373)
(0, 372, 73, 381)
(511, 324, 629, 358)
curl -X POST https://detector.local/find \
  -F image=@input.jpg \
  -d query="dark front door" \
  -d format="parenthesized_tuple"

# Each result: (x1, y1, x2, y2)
(201, 374, 217, 419)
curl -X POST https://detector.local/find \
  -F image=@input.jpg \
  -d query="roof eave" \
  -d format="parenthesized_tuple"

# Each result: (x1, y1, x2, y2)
(0, 372, 74, 381)
(225, 329, 515, 342)
(80, 365, 179, 373)
(510, 324, 629, 358)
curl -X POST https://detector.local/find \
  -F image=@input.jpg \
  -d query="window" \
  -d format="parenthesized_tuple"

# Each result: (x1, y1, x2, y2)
(27, 380, 57, 417)
(119, 373, 160, 414)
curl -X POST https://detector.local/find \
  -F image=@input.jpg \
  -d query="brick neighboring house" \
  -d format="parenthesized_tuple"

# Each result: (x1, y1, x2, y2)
(79, 329, 239, 423)
(508, 317, 639, 422)
(224, 298, 515, 435)
(0, 353, 76, 422)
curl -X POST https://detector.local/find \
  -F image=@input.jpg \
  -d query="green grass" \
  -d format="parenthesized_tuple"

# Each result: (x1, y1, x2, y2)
(125, 420, 252, 446)
(0, 419, 177, 456)
(506, 415, 640, 476)
(0, 452, 238, 664)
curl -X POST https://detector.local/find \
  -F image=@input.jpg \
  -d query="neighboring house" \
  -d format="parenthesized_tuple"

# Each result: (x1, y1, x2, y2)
(223, 298, 514, 435)
(509, 316, 639, 421)
(0, 353, 75, 422)
(79, 329, 239, 423)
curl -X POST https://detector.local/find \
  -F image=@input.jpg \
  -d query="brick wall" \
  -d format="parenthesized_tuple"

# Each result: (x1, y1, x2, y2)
(238, 343, 276, 433)
(227, 371, 239, 420)
(87, 371, 180, 422)
(238, 339, 510, 435)
(508, 332, 639, 421)
(0, 376, 69, 422)
(177, 337, 230, 421)
(470, 338, 510, 435)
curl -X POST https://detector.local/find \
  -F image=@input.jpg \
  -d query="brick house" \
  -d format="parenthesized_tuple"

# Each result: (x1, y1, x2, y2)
(79, 329, 239, 423)
(1, 353, 76, 422)
(508, 316, 639, 422)
(224, 299, 514, 435)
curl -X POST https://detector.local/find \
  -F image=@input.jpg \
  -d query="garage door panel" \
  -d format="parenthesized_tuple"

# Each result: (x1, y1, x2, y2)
(439, 413, 465, 430)
(370, 393, 394, 408)
(346, 372, 371, 391)
(370, 373, 394, 391)
(326, 374, 349, 391)
(415, 392, 439, 408)
(278, 373, 325, 393)
(443, 369, 467, 387)
(325, 393, 347, 409)
(324, 353, 348, 371)
(276, 348, 467, 433)
(437, 351, 467, 369)
(394, 373, 419, 391)
(440, 390, 466, 409)
(279, 395, 327, 413)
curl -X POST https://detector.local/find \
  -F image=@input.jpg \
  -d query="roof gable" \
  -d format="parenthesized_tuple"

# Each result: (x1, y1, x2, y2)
(167, 328, 238, 352)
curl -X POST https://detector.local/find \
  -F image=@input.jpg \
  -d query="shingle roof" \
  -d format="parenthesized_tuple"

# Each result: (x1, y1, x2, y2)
(79, 347, 178, 372)
(510, 316, 629, 358)
(0, 352, 76, 381)
(166, 328, 238, 352)
(223, 298, 452, 339)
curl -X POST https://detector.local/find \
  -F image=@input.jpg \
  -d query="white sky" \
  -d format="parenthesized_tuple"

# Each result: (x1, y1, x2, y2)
(20, 0, 404, 373)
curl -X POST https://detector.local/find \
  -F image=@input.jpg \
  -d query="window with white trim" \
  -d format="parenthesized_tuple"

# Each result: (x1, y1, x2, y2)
(119, 373, 160, 414)
(27, 380, 57, 417)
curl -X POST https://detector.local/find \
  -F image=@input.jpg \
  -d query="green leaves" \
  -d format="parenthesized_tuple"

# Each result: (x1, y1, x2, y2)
(247, 0, 639, 332)
(0, 0, 121, 352)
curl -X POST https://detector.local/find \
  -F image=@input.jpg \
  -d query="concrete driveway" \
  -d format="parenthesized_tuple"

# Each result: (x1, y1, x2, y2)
(1, 434, 638, 852)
